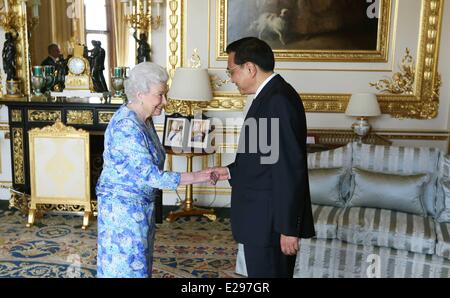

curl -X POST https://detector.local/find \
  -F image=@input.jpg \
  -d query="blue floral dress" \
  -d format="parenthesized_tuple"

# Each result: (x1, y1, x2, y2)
(96, 105, 180, 278)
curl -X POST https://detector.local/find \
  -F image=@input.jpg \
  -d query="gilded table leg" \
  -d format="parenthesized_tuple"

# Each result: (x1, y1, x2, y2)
(82, 211, 91, 230)
(26, 208, 36, 228)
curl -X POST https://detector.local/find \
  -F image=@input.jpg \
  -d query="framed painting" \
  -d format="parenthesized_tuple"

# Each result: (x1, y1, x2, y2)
(218, 0, 391, 62)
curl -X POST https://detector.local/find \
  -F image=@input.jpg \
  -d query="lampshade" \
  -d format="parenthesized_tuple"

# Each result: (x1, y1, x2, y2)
(345, 93, 381, 117)
(168, 68, 213, 102)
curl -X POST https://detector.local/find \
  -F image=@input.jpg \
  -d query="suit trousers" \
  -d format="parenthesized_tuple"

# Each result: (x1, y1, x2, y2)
(243, 241, 297, 278)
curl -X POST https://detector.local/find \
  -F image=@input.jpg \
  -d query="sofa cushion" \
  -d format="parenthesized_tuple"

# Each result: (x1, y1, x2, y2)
(436, 179, 450, 222)
(435, 222, 450, 260)
(347, 167, 429, 216)
(309, 168, 348, 207)
(352, 143, 440, 217)
(312, 204, 342, 239)
(337, 207, 436, 254)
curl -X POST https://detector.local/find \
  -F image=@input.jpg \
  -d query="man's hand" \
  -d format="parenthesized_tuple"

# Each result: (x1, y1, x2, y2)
(209, 167, 231, 180)
(280, 234, 300, 256)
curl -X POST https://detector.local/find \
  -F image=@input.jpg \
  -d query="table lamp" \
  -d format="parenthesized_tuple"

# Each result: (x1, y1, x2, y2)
(345, 93, 381, 143)
(167, 67, 213, 116)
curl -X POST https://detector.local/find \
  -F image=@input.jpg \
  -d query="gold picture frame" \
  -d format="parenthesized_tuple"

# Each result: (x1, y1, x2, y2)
(166, 0, 443, 119)
(27, 121, 91, 229)
(217, 0, 392, 62)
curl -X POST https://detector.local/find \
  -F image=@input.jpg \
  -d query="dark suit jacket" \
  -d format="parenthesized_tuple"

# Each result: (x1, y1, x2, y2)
(227, 74, 315, 246)
(41, 56, 57, 67)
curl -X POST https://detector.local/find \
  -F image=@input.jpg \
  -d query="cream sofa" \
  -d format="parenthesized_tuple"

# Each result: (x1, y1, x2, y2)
(236, 142, 450, 277)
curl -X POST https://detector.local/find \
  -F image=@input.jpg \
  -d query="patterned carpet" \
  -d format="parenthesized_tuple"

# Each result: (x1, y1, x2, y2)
(0, 209, 240, 278)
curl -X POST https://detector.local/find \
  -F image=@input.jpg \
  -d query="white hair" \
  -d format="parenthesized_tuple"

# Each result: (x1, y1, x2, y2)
(124, 62, 169, 103)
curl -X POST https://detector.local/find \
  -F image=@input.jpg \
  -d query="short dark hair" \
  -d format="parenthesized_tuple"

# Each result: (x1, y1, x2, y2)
(48, 44, 59, 54)
(226, 37, 275, 72)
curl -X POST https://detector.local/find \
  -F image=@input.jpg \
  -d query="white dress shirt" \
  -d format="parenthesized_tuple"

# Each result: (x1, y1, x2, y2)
(243, 73, 277, 118)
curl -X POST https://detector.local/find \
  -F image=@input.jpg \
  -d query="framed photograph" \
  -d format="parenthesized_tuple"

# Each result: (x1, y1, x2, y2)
(163, 116, 190, 148)
(187, 119, 212, 149)
(218, 0, 391, 62)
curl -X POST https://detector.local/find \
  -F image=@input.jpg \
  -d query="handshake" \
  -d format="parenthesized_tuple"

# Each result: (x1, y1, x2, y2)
(205, 167, 230, 185)
(207, 167, 229, 185)
(182, 167, 230, 186)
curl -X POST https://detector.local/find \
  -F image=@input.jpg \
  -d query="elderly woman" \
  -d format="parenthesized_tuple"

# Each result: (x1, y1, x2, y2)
(96, 62, 215, 278)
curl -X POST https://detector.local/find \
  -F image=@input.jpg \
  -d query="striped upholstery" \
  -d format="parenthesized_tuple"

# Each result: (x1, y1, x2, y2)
(437, 154, 450, 222)
(312, 204, 342, 239)
(308, 143, 352, 169)
(438, 153, 450, 179)
(294, 238, 450, 278)
(337, 207, 436, 255)
(238, 237, 450, 278)
(436, 222, 450, 260)
(351, 143, 440, 217)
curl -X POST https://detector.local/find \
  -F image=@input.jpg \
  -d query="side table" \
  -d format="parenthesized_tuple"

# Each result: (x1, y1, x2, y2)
(165, 147, 217, 222)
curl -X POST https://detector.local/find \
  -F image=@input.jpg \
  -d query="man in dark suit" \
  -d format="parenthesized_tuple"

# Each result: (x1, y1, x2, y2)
(212, 37, 315, 277)
(41, 44, 62, 68)
(42, 44, 68, 90)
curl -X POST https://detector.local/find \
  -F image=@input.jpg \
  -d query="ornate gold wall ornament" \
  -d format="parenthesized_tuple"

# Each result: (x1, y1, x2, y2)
(210, 75, 229, 90)
(164, 99, 191, 116)
(302, 94, 349, 113)
(191, 92, 246, 111)
(12, 127, 24, 184)
(27, 110, 61, 122)
(0, 7, 23, 32)
(164, 0, 184, 114)
(189, 49, 202, 68)
(66, 110, 94, 125)
(370, 48, 415, 95)
(167, 0, 183, 80)
(98, 111, 115, 124)
(11, 109, 22, 122)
